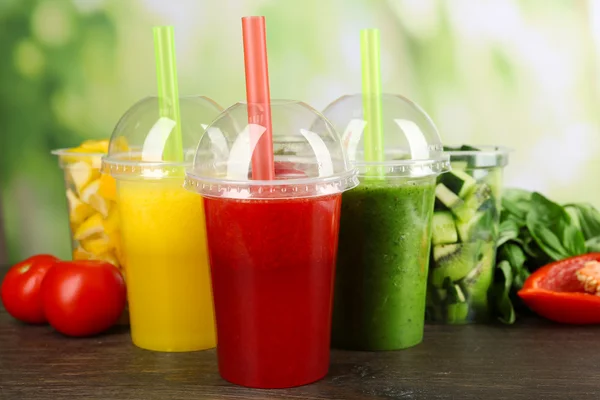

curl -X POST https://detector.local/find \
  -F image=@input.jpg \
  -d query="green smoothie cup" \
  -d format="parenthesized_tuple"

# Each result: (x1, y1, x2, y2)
(322, 93, 450, 350)
(426, 146, 510, 324)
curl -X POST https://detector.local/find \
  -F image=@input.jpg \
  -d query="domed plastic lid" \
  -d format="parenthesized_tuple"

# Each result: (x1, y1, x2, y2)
(184, 100, 359, 199)
(321, 93, 450, 178)
(102, 96, 223, 180)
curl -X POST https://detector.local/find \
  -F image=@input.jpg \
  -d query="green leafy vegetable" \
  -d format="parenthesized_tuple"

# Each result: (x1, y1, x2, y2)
(526, 193, 585, 261)
(497, 219, 519, 247)
(586, 236, 600, 252)
(493, 188, 598, 325)
(564, 203, 600, 241)
(492, 261, 515, 324)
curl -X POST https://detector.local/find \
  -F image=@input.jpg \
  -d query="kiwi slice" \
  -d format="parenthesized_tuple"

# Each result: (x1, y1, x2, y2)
(460, 241, 496, 317)
(430, 242, 482, 288)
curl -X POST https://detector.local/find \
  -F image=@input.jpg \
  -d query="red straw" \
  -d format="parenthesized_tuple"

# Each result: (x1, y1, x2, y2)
(242, 16, 275, 180)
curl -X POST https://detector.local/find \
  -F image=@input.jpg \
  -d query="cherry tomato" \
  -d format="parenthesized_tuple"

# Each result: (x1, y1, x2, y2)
(42, 260, 126, 337)
(0, 254, 59, 324)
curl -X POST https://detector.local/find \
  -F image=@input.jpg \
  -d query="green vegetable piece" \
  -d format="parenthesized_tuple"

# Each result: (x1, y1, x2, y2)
(564, 203, 600, 241)
(492, 260, 516, 324)
(456, 184, 492, 223)
(447, 302, 469, 324)
(457, 210, 494, 243)
(586, 236, 600, 252)
(498, 242, 530, 292)
(435, 183, 464, 211)
(501, 188, 532, 224)
(430, 243, 481, 287)
(461, 242, 495, 317)
(459, 145, 480, 151)
(443, 145, 461, 152)
(497, 219, 520, 247)
(439, 169, 477, 198)
(526, 192, 586, 261)
(432, 211, 458, 245)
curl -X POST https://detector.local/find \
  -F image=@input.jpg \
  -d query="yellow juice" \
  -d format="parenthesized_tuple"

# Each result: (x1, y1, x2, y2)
(117, 179, 216, 352)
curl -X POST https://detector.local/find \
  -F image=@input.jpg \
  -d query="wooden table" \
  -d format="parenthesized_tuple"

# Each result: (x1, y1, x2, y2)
(1, 271, 599, 399)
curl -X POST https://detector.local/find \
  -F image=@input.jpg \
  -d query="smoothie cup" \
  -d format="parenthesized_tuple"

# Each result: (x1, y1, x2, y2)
(426, 145, 510, 324)
(52, 141, 122, 269)
(185, 100, 358, 388)
(102, 96, 223, 352)
(322, 93, 450, 351)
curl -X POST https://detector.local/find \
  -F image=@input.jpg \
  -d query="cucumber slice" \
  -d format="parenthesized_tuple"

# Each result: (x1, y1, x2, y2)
(439, 170, 477, 198)
(432, 211, 458, 245)
(456, 211, 494, 242)
(435, 183, 464, 211)
(430, 242, 482, 287)
(451, 183, 492, 223)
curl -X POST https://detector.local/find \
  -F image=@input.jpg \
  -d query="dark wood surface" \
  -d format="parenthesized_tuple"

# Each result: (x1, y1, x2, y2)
(1, 267, 599, 400)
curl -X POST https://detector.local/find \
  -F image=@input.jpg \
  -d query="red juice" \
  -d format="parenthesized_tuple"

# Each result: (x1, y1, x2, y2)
(203, 193, 342, 388)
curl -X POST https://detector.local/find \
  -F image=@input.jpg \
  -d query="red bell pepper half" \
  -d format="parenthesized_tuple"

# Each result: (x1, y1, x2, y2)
(518, 253, 600, 324)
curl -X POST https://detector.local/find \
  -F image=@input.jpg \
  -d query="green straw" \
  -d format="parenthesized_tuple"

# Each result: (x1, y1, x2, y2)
(153, 26, 183, 162)
(360, 29, 385, 178)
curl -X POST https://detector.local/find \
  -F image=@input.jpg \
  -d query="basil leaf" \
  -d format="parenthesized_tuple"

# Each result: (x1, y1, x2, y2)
(586, 236, 600, 252)
(497, 219, 520, 247)
(513, 267, 530, 291)
(500, 243, 526, 271)
(564, 205, 582, 231)
(527, 220, 570, 260)
(498, 243, 530, 292)
(492, 260, 516, 324)
(501, 188, 532, 223)
(526, 192, 585, 261)
(562, 223, 586, 255)
(564, 203, 600, 240)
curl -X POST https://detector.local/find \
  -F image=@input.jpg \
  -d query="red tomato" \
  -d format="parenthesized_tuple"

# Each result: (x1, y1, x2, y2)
(1, 254, 59, 324)
(42, 260, 126, 337)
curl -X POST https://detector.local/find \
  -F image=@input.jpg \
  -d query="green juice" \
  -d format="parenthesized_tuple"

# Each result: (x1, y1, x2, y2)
(332, 177, 436, 350)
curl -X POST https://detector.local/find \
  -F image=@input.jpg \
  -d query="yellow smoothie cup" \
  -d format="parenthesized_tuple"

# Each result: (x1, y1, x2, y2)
(102, 96, 223, 352)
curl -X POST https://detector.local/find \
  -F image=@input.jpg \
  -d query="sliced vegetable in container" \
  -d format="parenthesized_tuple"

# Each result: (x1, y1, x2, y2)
(427, 145, 509, 324)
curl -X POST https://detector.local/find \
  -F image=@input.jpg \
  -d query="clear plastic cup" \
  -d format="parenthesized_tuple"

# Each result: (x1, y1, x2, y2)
(426, 146, 510, 324)
(52, 143, 122, 269)
(102, 96, 223, 352)
(322, 94, 450, 351)
(185, 100, 358, 388)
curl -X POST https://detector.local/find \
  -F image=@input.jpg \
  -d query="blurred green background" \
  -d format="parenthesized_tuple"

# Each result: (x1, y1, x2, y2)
(1, 0, 599, 263)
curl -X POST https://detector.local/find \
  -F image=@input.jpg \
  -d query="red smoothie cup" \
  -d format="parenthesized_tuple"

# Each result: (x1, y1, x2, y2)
(185, 100, 358, 388)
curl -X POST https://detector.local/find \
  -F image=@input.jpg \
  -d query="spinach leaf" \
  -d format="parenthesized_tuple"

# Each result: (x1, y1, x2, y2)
(498, 243, 530, 292)
(586, 236, 600, 252)
(492, 261, 516, 324)
(501, 188, 532, 224)
(562, 223, 587, 255)
(500, 243, 526, 272)
(564, 203, 600, 240)
(497, 219, 520, 247)
(526, 192, 586, 261)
